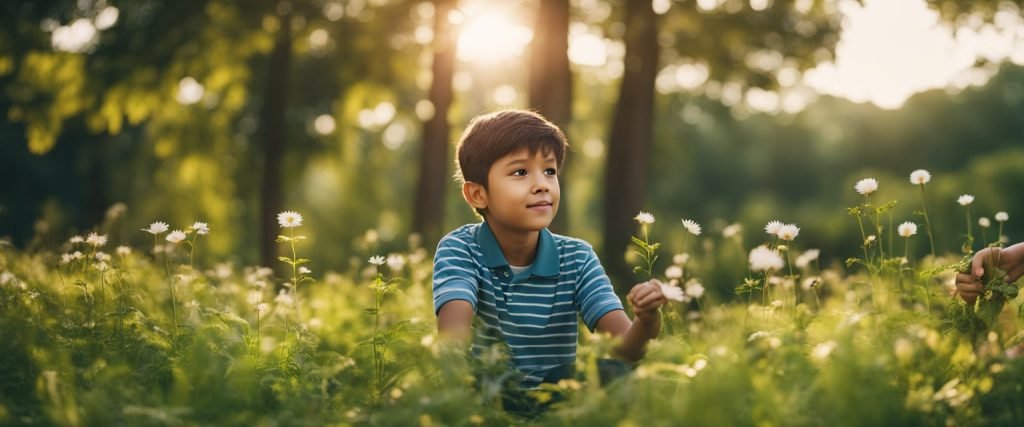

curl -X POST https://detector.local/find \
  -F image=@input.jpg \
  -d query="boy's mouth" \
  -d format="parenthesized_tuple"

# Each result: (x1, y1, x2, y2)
(527, 200, 553, 208)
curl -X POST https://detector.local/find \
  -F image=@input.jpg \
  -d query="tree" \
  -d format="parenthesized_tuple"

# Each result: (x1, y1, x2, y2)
(528, 0, 573, 234)
(413, 0, 458, 246)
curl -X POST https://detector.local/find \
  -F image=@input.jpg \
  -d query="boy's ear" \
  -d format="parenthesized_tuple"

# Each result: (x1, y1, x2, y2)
(462, 182, 488, 210)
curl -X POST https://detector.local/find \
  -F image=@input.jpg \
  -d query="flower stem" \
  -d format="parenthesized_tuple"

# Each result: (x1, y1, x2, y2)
(919, 185, 936, 257)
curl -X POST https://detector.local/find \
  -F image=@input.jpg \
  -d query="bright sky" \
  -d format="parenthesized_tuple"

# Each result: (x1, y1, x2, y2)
(805, 0, 1024, 109)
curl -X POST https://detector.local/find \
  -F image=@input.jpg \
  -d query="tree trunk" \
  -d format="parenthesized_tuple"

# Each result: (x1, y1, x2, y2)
(528, 0, 573, 235)
(413, 0, 456, 246)
(259, 14, 291, 268)
(602, 1, 659, 292)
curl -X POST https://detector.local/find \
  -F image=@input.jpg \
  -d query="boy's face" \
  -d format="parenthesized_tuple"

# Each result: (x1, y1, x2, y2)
(468, 149, 560, 233)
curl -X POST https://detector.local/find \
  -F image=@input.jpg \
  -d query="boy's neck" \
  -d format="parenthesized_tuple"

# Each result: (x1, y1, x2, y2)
(486, 221, 540, 267)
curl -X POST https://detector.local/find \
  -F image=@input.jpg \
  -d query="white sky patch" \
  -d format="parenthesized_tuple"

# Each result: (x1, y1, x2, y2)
(805, 0, 1024, 109)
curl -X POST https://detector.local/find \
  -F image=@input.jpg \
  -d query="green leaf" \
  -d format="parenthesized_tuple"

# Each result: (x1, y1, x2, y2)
(276, 235, 291, 242)
(364, 308, 379, 315)
(278, 256, 293, 264)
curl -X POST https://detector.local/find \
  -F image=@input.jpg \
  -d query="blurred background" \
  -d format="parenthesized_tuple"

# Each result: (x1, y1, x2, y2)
(2, 0, 1024, 293)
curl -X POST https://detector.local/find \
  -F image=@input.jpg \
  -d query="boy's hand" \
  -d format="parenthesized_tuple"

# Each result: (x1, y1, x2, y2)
(957, 243, 1024, 304)
(628, 280, 667, 324)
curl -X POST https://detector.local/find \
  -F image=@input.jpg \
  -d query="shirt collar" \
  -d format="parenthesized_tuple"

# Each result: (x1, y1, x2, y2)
(476, 222, 559, 278)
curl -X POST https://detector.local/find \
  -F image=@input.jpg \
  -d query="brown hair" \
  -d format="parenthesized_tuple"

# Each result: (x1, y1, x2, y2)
(455, 109, 568, 187)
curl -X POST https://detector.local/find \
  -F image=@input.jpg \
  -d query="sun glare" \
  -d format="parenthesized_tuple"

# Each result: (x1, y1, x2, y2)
(455, 8, 533, 64)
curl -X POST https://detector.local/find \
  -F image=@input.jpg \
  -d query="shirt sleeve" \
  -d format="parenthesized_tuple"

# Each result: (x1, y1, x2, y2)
(575, 242, 624, 332)
(432, 235, 480, 315)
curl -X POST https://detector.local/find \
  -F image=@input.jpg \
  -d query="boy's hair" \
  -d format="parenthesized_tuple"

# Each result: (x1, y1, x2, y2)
(454, 110, 569, 216)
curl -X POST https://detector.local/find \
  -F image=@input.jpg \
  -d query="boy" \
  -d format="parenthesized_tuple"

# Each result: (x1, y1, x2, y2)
(432, 110, 667, 394)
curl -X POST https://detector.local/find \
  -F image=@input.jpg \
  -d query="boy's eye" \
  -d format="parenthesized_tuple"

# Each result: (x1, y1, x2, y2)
(512, 169, 527, 176)
(545, 168, 557, 176)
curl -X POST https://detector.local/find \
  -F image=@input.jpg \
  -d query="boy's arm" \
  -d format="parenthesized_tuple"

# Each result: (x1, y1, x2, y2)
(596, 280, 665, 363)
(437, 300, 474, 343)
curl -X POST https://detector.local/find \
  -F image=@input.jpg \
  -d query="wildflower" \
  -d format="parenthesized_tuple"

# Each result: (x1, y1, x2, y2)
(69, 235, 84, 244)
(142, 221, 169, 235)
(957, 194, 974, 206)
(70, 251, 83, 260)
(722, 223, 742, 238)
(275, 289, 294, 306)
(765, 220, 783, 235)
(995, 211, 1008, 222)
(386, 254, 406, 272)
(978, 217, 991, 228)
(94, 262, 110, 272)
(166, 230, 187, 243)
(795, 249, 820, 268)
(681, 219, 702, 236)
(898, 222, 918, 237)
(256, 303, 270, 315)
(298, 266, 312, 275)
(749, 245, 784, 272)
(634, 211, 655, 225)
(776, 224, 800, 241)
(368, 255, 386, 266)
(665, 265, 683, 279)
(659, 282, 685, 302)
(801, 276, 821, 290)
(685, 280, 705, 299)
(191, 222, 210, 235)
(909, 169, 931, 185)
(85, 232, 108, 247)
(855, 178, 878, 196)
(277, 211, 303, 228)
(673, 253, 690, 265)
(60, 253, 73, 264)
(94, 252, 111, 262)
(116, 246, 131, 256)
(867, 235, 877, 242)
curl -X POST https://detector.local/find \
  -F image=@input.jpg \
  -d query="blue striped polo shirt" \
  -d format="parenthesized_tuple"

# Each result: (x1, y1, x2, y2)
(432, 222, 624, 389)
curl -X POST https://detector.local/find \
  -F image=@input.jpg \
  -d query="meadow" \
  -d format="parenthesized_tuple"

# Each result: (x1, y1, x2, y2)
(1, 171, 1022, 426)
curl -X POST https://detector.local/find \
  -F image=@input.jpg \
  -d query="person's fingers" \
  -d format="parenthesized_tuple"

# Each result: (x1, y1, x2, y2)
(955, 278, 983, 294)
(973, 248, 998, 277)
(635, 292, 666, 308)
(955, 273, 982, 288)
(631, 285, 654, 302)
(1004, 263, 1024, 283)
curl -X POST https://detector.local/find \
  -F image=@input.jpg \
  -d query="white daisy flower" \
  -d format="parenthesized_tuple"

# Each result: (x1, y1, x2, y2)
(995, 212, 1009, 222)
(681, 219, 701, 236)
(665, 265, 683, 279)
(749, 245, 784, 272)
(722, 223, 742, 239)
(909, 169, 931, 185)
(69, 235, 84, 244)
(60, 253, 73, 264)
(898, 222, 917, 237)
(70, 251, 84, 260)
(256, 303, 270, 315)
(277, 211, 303, 228)
(298, 266, 312, 275)
(957, 194, 974, 206)
(94, 252, 111, 262)
(386, 254, 406, 272)
(685, 280, 705, 299)
(794, 249, 820, 268)
(191, 222, 210, 235)
(659, 282, 685, 302)
(116, 245, 131, 256)
(765, 220, 783, 235)
(85, 232, 108, 247)
(776, 224, 800, 241)
(368, 255, 386, 266)
(634, 211, 655, 225)
(855, 178, 878, 196)
(673, 253, 690, 265)
(166, 230, 187, 243)
(142, 221, 169, 235)
(978, 217, 991, 228)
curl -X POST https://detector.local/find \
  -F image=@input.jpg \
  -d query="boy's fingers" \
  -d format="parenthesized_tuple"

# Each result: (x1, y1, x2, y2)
(955, 273, 982, 289)
(1005, 264, 1024, 283)
(635, 292, 665, 308)
(972, 248, 997, 277)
